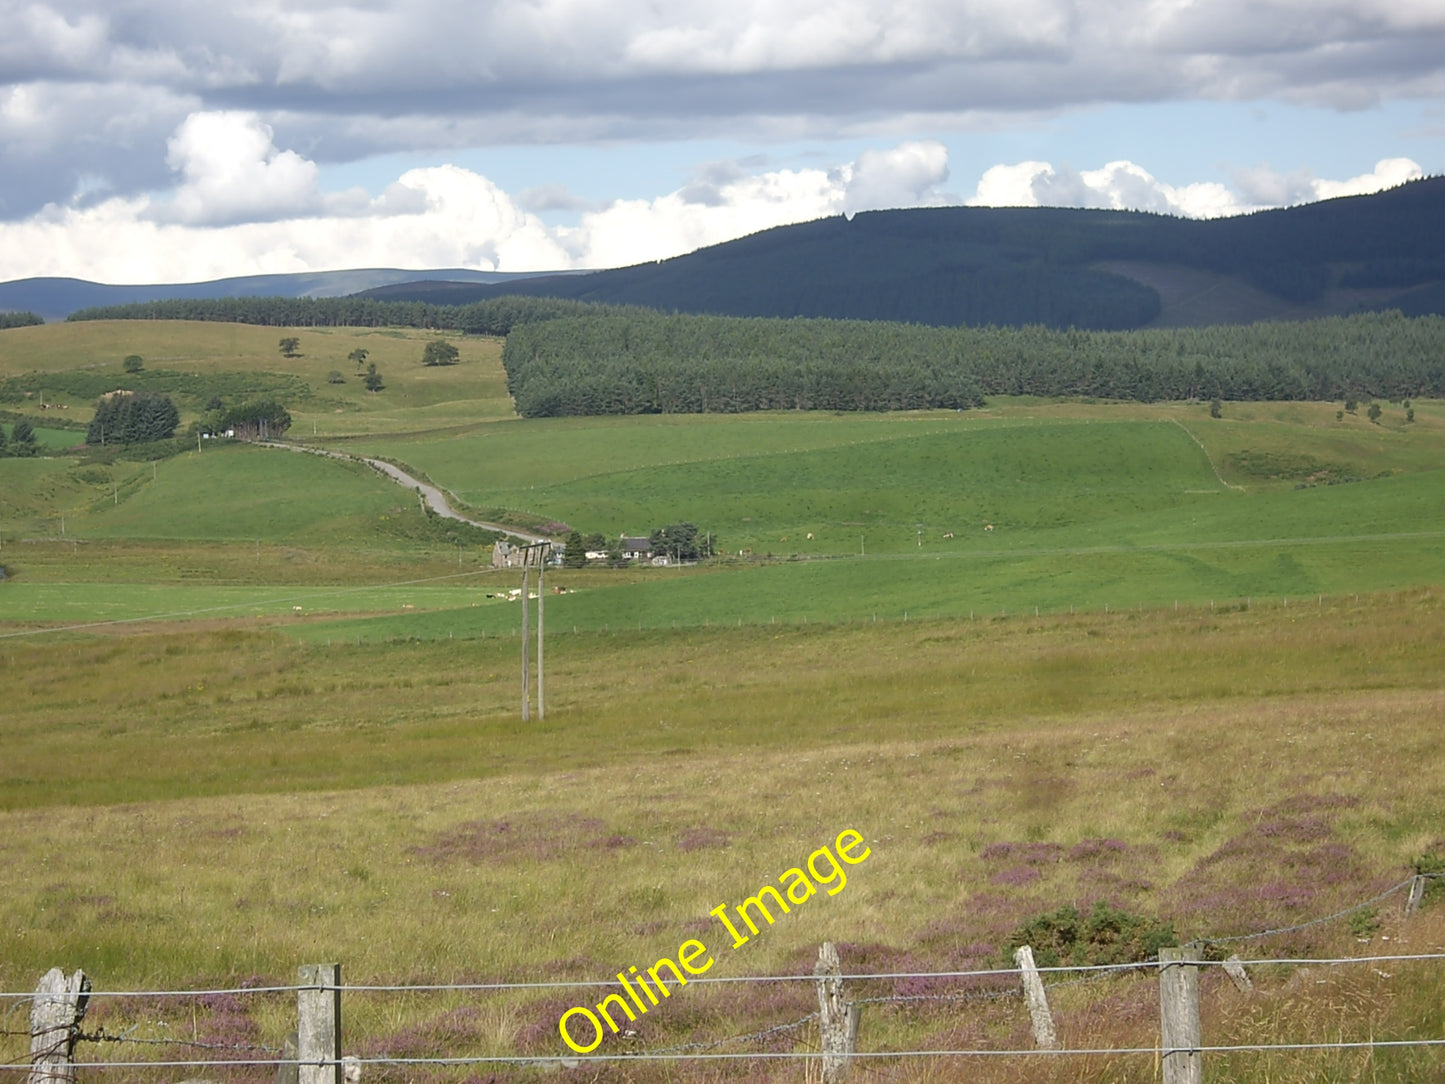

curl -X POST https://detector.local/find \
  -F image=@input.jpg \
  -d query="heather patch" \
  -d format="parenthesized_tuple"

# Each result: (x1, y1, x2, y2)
(674, 826, 730, 852)
(1163, 793, 1374, 939)
(990, 864, 1042, 887)
(359, 1005, 485, 1060)
(1067, 837, 1129, 862)
(412, 812, 630, 864)
(978, 841, 1063, 865)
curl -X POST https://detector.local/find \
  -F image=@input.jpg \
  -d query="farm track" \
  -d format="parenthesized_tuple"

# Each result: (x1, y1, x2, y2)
(262, 440, 548, 543)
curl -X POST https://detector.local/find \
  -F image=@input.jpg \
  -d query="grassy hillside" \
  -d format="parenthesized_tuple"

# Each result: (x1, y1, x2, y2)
(0, 320, 509, 435)
(4, 320, 1445, 634)
(5, 320, 1445, 1081)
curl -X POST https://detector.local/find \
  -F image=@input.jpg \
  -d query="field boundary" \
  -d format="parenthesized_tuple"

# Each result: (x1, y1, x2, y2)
(5, 876, 1439, 1080)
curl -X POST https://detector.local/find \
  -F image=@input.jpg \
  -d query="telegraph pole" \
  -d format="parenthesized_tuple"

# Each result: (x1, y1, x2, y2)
(520, 565, 531, 721)
(518, 541, 551, 721)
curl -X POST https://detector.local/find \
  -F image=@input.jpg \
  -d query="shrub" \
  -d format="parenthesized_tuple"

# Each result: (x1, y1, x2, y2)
(1002, 901, 1177, 969)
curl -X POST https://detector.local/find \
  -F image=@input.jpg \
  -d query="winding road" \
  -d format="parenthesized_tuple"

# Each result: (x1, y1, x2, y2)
(265, 441, 550, 544)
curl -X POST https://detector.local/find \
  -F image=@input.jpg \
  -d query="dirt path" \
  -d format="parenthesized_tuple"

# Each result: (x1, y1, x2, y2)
(265, 442, 549, 543)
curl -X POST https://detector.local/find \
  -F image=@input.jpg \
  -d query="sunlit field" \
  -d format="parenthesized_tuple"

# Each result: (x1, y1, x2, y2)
(4, 320, 1445, 1081)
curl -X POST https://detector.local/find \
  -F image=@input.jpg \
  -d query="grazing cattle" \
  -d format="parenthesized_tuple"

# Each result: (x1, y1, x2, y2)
(984, 524, 995, 531)
(806, 532, 814, 540)
(943, 531, 954, 539)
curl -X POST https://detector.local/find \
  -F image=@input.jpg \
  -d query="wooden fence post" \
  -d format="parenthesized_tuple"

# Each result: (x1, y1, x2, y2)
(1013, 946, 1058, 1049)
(1405, 875, 1427, 915)
(815, 942, 860, 1084)
(275, 1031, 300, 1084)
(1159, 947, 1202, 1084)
(1222, 955, 1253, 994)
(297, 963, 342, 1084)
(27, 968, 90, 1084)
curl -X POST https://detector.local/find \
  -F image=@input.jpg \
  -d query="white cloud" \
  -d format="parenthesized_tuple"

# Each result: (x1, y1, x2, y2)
(967, 156, 1425, 217)
(1312, 157, 1426, 199)
(157, 112, 322, 225)
(842, 141, 953, 215)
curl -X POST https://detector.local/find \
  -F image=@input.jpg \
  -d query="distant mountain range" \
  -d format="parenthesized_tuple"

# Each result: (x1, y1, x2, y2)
(5, 177, 1443, 330)
(0, 267, 570, 322)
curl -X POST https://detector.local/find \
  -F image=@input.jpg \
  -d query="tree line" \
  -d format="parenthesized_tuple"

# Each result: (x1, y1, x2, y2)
(66, 295, 629, 335)
(501, 309, 1445, 417)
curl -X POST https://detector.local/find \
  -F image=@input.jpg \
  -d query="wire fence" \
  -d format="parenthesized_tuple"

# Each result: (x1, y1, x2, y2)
(3, 874, 1443, 1078)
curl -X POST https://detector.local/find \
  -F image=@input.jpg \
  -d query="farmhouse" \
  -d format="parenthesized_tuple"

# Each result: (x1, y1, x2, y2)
(620, 536, 653, 561)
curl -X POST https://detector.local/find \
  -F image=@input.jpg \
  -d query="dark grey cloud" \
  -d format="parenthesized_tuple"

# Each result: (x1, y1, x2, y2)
(2, 0, 1443, 219)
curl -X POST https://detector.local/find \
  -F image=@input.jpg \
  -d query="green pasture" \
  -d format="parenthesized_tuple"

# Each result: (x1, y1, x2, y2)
(0, 442, 473, 545)
(347, 416, 1219, 554)
(0, 579, 504, 628)
(3, 318, 1445, 632)
(342, 398, 1445, 556)
(284, 527, 1445, 644)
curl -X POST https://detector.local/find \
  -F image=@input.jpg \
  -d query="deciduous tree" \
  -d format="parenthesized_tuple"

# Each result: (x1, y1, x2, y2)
(421, 339, 460, 366)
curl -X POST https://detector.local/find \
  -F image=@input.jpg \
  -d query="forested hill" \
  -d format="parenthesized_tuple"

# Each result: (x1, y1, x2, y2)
(359, 177, 1445, 331)
(500, 309, 1445, 417)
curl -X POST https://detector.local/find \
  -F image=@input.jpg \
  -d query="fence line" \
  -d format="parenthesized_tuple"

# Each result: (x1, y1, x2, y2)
(8, 948, 1443, 1005)
(5, 950, 1444, 1071)
(5, 875, 1441, 1080)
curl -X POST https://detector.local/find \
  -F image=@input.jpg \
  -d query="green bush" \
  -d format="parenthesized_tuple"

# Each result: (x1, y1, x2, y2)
(1002, 901, 1177, 969)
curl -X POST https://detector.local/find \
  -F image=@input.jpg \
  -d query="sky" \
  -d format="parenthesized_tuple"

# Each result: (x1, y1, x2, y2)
(1, 0, 1442, 284)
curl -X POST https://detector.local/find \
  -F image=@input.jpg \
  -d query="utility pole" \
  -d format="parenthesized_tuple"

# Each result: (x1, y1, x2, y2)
(518, 541, 551, 721)
(520, 566, 531, 722)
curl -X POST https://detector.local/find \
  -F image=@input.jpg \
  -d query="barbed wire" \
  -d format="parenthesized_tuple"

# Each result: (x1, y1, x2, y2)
(75, 1027, 281, 1055)
(7, 950, 1445, 1006)
(638, 1011, 820, 1057)
(1196, 875, 1430, 946)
